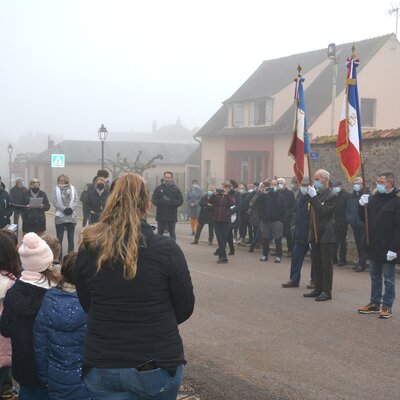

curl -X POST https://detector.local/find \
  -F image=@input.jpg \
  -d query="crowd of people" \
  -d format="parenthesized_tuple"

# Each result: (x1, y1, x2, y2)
(0, 167, 399, 399)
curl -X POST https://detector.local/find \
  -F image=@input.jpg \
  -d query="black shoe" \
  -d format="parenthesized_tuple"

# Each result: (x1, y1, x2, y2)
(274, 257, 281, 263)
(217, 258, 228, 264)
(315, 291, 332, 301)
(228, 249, 235, 255)
(355, 266, 366, 272)
(303, 289, 322, 298)
(337, 261, 346, 266)
(248, 246, 254, 253)
(213, 249, 220, 256)
(259, 256, 268, 262)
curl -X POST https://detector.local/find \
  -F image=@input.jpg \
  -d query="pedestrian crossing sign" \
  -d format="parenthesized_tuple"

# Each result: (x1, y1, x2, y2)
(51, 154, 65, 168)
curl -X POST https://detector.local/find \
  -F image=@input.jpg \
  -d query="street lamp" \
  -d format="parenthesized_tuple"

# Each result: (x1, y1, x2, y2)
(328, 43, 339, 135)
(98, 124, 108, 169)
(7, 143, 13, 189)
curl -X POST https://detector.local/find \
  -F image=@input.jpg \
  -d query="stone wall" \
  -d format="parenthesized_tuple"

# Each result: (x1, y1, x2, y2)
(310, 137, 400, 190)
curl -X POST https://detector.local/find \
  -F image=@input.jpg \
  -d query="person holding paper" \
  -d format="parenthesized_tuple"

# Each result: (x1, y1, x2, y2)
(21, 178, 50, 236)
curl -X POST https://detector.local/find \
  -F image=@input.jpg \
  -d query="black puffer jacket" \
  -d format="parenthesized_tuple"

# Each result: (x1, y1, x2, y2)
(0, 280, 48, 389)
(75, 222, 194, 370)
(359, 188, 400, 263)
(151, 182, 183, 222)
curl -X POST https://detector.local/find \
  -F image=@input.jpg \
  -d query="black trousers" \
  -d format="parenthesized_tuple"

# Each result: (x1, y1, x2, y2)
(310, 241, 335, 293)
(334, 223, 348, 263)
(195, 221, 214, 242)
(214, 222, 230, 259)
(352, 225, 368, 267)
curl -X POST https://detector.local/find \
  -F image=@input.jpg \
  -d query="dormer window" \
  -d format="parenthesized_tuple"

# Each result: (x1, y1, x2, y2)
(249, 99, 273, 126)
(232, 103, 244, 127)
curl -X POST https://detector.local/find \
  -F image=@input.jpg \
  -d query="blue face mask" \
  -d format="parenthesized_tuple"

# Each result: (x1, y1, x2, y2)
(353, 184, 361, 192)
(313, 180, 323, 191)
(273, 186, 278, 192)
(333, 187, 341, 193)
(248, 189, 254, 193)
(207, 190, 213, 196)
(300, 186, 308, 195)
(376, 183, 386, 194)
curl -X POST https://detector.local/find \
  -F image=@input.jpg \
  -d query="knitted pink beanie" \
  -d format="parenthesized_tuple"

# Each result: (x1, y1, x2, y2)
(18, 233, 53, 272)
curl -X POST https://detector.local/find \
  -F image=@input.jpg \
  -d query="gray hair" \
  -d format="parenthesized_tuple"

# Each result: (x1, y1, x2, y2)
(378, 172, 395, 184)
(315, 169, 330, 180)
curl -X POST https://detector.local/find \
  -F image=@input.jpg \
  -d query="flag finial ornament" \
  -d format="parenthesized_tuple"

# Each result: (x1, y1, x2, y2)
(351, 44, 356, 58)
(297, 64, 302, 77)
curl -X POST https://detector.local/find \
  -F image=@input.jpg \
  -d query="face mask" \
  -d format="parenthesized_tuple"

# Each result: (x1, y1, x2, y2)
(376, 183, 386, 194)
(277, 184, 284, 190)
(353, 184, 361, 192)
(207, 190, 213, 196)
(97, 184, 105, 190)
(248, 189, 254, 193)
(300, 186, 308, 195)
(333, 187, 341, 193)
(313, 180, 323, 191)
(192, 184, 199, 189)
(239, 189, 245, 193)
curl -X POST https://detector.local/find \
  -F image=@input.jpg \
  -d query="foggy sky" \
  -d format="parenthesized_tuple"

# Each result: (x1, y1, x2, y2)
(0, 0, 397, 144)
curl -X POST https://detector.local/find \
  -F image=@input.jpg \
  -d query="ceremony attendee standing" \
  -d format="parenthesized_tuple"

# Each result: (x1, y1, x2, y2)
(186, 179, 202, 235)
(75, 173, 194, 399)
(332, 180, 350, 266)
(358, 172, 400, 319)
(9, 177, 28, 231)
(152, 171, 183, 241)
(277, 178, 295, 256)
(21, 179, 51, 236)
(86, 177, 109, 224)
(0, 177, 12, 230)
(52, 175, 78, 258)
(303, 169, 337, 301)
(191, 185, 215, 245)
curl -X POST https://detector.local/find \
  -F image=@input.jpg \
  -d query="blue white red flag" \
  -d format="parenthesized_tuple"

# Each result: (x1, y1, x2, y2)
(336, 57, 362, 180)
(288, 76, 310, 184)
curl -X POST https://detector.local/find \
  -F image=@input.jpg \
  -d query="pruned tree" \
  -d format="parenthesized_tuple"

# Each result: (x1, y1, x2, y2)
(105, 151, 163, 177)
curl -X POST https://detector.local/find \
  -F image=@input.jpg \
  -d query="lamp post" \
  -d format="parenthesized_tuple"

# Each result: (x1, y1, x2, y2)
(7, 143, 13, 190)
(98, 124, 108, 169)
(328, 43, 339, 135)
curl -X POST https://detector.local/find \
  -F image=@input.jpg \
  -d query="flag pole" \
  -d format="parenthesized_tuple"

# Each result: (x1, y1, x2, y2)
(296, 64, 318, 243)
(350, 45, 370, 245)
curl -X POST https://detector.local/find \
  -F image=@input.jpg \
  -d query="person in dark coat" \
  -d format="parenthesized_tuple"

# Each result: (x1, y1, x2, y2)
(34, 252, 90, 400)
(86, 177, 110, 224)
(238, 182, 249, 245)
(241, 183, 258, 245)
(191, 185, 215, 245)
(0, 177, 12, 230)
(208, 181, 235, 264)
(332, 180, 350, 266)
(277, 178, 296, 256)
(186, 179, 202, 235)
(346, 177, 370, 272)
(75, 173, 194, 399)
(0, 233, 60, 400)
(282, 177, 312, 287)
(9, 177, 28, 231)
(226, 179, 242, 256)
(151, 171, 183, 241)
(21, 178, 51, 236)
(79, 184, 90, 227)
(254, 180, 284, 263)
(303, 169, 338, 302)
(357, 172, 400, 319)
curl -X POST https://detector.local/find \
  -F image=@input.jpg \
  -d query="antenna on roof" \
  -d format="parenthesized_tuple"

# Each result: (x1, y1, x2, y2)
(388, 4, 399, 45)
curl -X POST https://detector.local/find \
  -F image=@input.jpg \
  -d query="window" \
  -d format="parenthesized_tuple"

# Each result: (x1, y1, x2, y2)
(204, 160, 211, 179)
(241, 156, 249, 182)
(249, 99, 273, 126)
(361, 98, 376, 128)
(232, 103, 244, 127)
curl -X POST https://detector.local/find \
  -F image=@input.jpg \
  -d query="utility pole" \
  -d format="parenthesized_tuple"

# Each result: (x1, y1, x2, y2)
(388, 6, 399, 47)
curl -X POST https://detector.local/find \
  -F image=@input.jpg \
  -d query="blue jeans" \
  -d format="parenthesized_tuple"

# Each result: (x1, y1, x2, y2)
(289, 242, 309, 284)
(84, 365, 183, 400)
(369, 260, 396, 308)
(55, 222, 76, 257)
(157, 220, 177, 241)
(19, 385, 50, 400)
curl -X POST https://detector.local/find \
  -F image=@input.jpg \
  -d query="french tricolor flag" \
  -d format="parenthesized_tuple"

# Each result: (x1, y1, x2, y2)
(336, 57, 362, 180)
(288, 76, 310, 184)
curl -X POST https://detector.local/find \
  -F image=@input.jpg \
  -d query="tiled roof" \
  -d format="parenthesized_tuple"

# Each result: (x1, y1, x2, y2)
(196, 34, 395, 138)
(29, 140, 199, 165)
(311, 128, 400, 144)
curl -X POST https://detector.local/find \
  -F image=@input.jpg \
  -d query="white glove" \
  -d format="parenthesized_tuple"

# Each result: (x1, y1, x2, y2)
(359, 194, 370, 206)
(307, 186, 317, 198)
(387, 250, 397, 261)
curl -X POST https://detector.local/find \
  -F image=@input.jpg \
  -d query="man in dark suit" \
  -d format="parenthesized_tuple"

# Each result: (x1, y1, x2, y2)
(303, 169, 338, 301)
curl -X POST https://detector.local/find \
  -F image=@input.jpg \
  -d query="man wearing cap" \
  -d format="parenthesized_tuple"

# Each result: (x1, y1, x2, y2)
(303, 169, 338, 301)
(332, 180, 350, 266)
(10, 178, 28, 231)
(0, 177, 13, 229)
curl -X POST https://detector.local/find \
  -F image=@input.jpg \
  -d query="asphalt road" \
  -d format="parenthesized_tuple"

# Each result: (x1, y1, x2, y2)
(40, 217, 400, 400)
(175, 224, 400, 400)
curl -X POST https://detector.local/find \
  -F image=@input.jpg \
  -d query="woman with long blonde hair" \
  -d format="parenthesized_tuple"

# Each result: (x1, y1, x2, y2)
(75, 173, 194, 400)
